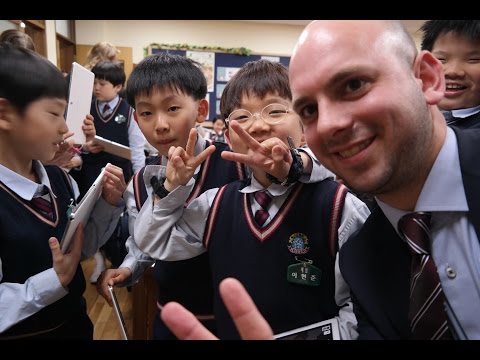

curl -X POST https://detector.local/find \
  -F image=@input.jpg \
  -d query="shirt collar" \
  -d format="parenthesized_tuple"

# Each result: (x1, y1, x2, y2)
(241, 174, 292, 196)
(0, 160, 52, 200)
(376, 127, 468, 233)
(451, 104, 480, 118)
(99, 95, 120, 110)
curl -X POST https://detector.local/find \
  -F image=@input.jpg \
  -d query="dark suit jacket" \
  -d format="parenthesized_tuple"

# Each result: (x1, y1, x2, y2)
(448, 111, 480, 130)
(339, 127, 480, 339)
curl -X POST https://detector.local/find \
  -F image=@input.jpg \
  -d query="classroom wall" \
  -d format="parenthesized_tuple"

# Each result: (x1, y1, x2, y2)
(75, 20, 426, 66)
(75, 20, 307, 64)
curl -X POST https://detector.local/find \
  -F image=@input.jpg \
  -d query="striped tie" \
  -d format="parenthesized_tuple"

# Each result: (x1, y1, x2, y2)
(398, 212, 450, 340)
(102, 103, 111, 117)
(254, 191, 272, 227)
(31, 192, 53, 220)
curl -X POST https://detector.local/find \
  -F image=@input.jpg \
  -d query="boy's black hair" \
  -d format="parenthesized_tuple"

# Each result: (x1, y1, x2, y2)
(219, 60, 291, 122)
(420, 20, 480, 51)
(0, 43, 67, 114)
(91, 60, 126, 88)
(126, 53, 207, 109)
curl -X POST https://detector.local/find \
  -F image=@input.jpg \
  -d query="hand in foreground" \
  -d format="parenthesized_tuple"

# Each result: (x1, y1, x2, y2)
(161, 277, 274, 340)
(50, 223, 84, 288)
(96, 267, 131, 306)
(221, 120, 292, 180)
(101, 163, 126, 206)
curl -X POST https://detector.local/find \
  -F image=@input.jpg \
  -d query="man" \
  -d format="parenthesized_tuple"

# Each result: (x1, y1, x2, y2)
(160, 20, 480, 340)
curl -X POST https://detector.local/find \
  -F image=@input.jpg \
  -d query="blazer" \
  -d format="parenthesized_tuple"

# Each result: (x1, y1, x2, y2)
(339, 127, 480, 339)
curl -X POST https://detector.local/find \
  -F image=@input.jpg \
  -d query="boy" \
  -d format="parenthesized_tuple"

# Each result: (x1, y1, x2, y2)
(421, 20, 480, 129)
(207, 117, 226, 143)
(97, 55, 331, 339)
(72, 60, 146, 282)
(134, 60, 370, 339)
(0, 44, 126, 339)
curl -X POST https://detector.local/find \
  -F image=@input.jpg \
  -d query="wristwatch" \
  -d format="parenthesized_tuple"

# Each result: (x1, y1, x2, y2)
(266, 137, 304, 186)
(150, 176, 170, 199)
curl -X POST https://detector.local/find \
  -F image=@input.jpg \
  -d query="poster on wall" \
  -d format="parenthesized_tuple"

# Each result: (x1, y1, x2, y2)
(217, 66, 240, 82)
(216, 83, 226, 99)
(187, 51, 215, 93)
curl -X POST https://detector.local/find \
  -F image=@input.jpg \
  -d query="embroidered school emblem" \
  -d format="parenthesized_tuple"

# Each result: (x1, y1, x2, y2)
(115, 114, 126, 124)
(287, 233, 310, 254)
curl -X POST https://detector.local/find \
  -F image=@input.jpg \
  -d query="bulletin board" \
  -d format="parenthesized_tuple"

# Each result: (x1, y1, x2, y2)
(149, 48, 291, 121)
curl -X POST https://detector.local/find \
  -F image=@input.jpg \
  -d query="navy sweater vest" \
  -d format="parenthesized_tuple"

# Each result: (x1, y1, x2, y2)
(0, 166, 85, 337)
(205, 178, 345, 339)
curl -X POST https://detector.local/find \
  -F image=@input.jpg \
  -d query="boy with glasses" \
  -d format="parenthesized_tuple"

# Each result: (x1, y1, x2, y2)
(134, 60, 370, 339)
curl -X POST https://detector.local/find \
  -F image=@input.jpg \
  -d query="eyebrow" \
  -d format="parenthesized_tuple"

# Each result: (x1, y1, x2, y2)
(292, 66, 366, 110)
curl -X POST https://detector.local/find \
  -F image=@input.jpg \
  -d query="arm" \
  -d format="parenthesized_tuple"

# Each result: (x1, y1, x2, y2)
(334, 193, 371, 340)
(82, 164, 126, 257)
(96, 180, 155, 305)
(127, 112, 147, 173)
(134, 129, 217, 260)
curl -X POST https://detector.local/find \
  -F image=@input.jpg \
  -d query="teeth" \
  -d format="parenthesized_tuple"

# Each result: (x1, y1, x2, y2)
(446, 84, 464, 90)
(339, 141, 370, 158)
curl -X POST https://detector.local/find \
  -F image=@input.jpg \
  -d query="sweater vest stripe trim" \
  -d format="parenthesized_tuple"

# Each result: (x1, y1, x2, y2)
(0, 182, 59, 227)
(328, 183, 348, 258)
(203, 185, 227, 248)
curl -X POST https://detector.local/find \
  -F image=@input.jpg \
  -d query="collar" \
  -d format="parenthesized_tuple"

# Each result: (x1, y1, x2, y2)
(0, 160, 53, 201)
(451, 104, 480, 118)
(99, 95, 120, 110)
(377, 127, 468, 233)
(240, 175, 293, 196)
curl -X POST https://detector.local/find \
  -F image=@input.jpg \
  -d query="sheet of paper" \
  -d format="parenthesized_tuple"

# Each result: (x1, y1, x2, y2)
(93, 135, 132, 160)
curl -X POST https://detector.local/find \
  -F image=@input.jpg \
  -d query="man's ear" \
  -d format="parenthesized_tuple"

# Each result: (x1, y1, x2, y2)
(414, 50, 445, 105)
(196, 99, 209, 124)
(0, 98, 16, 131)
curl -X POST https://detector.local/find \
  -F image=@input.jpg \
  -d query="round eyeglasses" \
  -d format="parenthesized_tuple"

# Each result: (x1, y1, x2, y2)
(226, 103, 290, 128)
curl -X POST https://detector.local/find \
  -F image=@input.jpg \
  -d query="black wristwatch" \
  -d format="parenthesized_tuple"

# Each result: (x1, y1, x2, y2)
(266, 137, 304, 186)
(150, 176, 170, 199)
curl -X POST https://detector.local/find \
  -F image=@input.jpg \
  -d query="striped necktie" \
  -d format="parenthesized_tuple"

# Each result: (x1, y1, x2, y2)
(254, 190, 272, 227)
(398, 212, 451, 340)
(31, 187, 53, 220)
(102, 103, 111, 117)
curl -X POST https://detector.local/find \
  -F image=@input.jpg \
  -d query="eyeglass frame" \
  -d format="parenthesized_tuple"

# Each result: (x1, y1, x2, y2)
(225, 103, 290, 128)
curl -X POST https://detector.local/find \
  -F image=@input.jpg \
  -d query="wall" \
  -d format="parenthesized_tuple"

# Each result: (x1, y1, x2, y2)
(75, 20, 306, 65)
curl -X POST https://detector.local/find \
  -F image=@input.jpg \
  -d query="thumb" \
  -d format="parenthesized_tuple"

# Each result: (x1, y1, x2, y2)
(49, 237, 63, 262)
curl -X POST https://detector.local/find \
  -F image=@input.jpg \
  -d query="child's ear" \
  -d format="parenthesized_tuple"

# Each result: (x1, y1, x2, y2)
(195, 99, 209, 124)
(0, 98, 16, 131)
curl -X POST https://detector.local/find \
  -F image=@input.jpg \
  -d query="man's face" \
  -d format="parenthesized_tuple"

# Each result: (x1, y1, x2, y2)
(289, 20, 434, 198)
(432, 32, 480, 110)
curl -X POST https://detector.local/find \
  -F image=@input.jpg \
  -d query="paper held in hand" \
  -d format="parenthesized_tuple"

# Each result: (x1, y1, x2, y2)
(60, 168, 106, 253)
(65, 62, 94, 145)
(93, 135, 132, 160)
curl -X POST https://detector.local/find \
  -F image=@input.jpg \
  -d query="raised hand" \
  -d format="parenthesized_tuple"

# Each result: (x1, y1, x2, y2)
(82, 114, 96, 142)
(164, 127, 215, 191)
(221, 120, 293, 180)
(101, 163, 126, 205)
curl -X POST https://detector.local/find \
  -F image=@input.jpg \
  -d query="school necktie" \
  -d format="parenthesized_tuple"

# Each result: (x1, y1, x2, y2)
(254, 190, 272, 227)
(30, 187, 53, 220)
(398, 212, 451, 340)
(102, 103, 111, 117)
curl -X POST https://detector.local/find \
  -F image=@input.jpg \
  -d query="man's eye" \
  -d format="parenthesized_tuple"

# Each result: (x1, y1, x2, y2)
(345, 79, 365, 93)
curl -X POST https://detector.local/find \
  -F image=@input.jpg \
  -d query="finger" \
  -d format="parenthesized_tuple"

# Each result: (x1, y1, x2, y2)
(271, 144, 290, 167)
(190, 145, 215, 168)
(219, 278, 274, 340)
(229, 121, 262, 151)
(49, 237, 63, 263)
(185, 127, 198, 156)
(221, 150, 256, 167)
(161, 302, 218, 340)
